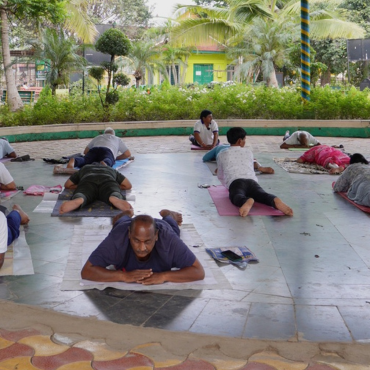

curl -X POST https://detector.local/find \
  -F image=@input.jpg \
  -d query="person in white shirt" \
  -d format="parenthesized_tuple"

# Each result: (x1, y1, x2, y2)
(0, 162, 16, 190)
(67, 127, 132, 168)
(0, 205, 29, 269)
(280, 130, 320, 149)
(189, 110, 219, 149)
(0, 138, 16, 159)
(217, 127, 293, 217)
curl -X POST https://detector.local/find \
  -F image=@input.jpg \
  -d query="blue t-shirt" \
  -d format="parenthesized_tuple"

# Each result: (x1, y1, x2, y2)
(88, 217, 196, 272)
(202, 144, 230, 162)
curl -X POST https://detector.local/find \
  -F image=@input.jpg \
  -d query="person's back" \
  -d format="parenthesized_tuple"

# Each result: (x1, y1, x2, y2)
(77, 163, 119, 182)
(217, 146, 257, 188)
(0, 138, 16, 159)
(87, 133, 127, 158)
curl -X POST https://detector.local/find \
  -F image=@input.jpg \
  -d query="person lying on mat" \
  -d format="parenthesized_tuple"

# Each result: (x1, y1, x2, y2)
(59, 163, 133, 214)
(0, 205, 29, 269)
(67, 127, 132, 169)
(81, 209, 205, 285)
(296, 144, 350, 174)
(280, 130, 320, 149)
(189, 110, 220, 149)
(333, 153, 370, 206)
(0, 137, 17, 159)
(203, 145, 275, 174)
(0, 162, 16, 190)
(217, 127, 293, 217)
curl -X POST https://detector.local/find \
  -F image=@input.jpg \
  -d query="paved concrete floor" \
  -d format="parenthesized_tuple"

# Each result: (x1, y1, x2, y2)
(2, 134, 370, 345)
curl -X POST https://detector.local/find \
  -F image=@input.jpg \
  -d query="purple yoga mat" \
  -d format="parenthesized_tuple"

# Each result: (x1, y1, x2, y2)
(0, 158, 12, 163)
(191, 144, 207, 151)
(208, 186, 284, 216)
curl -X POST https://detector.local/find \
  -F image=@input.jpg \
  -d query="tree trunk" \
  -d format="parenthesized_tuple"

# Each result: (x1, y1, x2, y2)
(321, 68, 331, 86)
(1, 6, 23, 111)
(266, 68, 278, 87)
(180, 56, 188, 85)
(172, 63, 177, 85)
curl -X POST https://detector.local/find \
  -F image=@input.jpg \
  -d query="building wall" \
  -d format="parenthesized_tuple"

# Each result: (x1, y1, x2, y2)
(184, 52, 230, 84)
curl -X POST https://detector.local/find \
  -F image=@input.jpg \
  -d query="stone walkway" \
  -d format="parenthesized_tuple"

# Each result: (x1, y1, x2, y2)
(11, 135, 370, 158)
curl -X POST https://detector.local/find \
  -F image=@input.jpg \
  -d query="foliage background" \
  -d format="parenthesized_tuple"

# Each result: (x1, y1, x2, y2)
(2, 84, 370, 126)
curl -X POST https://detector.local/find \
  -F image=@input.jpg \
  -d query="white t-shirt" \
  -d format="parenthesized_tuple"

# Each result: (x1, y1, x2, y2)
(0, 212, 8, 253)
(0, 163, 14, 186)
(193, 120, 219, 146)
(87, 134, 128, 158)
(284, 131, 319, 146)
(0, 139, 15, 158)
(217, 146, 257, 189)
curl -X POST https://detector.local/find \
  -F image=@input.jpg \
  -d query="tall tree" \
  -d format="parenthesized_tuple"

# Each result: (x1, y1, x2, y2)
(0, 0, 65, 111)
(34, 29, 87, 95)
(87, 0, 151, 39)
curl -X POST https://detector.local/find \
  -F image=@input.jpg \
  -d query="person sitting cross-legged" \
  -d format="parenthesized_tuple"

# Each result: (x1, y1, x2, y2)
(217, 127, 293, 217)
(81, 209, 205, 285)
(59, 163, 132, 214)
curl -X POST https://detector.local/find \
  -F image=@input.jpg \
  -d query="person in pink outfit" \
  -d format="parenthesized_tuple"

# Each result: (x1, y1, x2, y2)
(297, 145, 350, 174)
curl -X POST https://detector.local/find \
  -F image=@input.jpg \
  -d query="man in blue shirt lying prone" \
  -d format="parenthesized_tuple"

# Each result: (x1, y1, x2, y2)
(81, 209, 205, 285)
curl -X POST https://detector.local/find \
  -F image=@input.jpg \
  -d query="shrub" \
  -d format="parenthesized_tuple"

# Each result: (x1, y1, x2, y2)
(1, 84, 370, 126)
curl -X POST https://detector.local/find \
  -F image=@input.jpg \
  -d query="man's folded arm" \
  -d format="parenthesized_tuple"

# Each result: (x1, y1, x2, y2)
(81, 260, 153, 282)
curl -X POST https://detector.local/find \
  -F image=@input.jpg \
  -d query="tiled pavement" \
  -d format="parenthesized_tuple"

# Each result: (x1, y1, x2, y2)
(2, 134, 370, 369)
(0, 327, 366, 370)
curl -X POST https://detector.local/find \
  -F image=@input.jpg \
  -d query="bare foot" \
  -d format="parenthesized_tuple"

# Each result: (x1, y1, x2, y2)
(12, 204, 30, 225)
(109, 196, 133, 212)
(239, 198, 254, 217)
(296, 158, 304, 163)
(274, 198, 293, 216)
(113, 209, 134, 225)
(59, 198, 84, 214)
(259, 166, 275, 174)
(100, 161, 107, 166)
(159, 209, 183, 226)
(67, 158, 75, 169)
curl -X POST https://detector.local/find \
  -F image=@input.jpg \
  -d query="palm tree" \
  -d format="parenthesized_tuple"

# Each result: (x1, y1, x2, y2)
(118, 40, 163, 88)
(227, 17, 296, 86)
(34, 29, 87, 95)
(64, 0, 97, 43)
(172, 0, 365, 86)
(161, 46, 191, 85)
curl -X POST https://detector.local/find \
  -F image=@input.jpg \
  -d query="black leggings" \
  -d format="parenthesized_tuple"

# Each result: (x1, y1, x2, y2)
(229, 179, 276, 208)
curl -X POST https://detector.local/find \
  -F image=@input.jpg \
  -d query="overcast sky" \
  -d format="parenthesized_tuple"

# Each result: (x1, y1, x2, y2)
(147, 0, 196, 20)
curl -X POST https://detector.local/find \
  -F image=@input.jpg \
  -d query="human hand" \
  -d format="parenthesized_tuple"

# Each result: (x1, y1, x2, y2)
(138, 272, 166, 285)
(122, 269, 153, 283)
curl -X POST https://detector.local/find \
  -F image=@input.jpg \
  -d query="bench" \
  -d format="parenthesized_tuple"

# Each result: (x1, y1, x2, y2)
(1, 90, 35, 104)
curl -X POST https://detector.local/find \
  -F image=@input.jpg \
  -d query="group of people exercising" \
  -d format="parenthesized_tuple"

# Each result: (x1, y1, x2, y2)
(0, 115, 369, 285)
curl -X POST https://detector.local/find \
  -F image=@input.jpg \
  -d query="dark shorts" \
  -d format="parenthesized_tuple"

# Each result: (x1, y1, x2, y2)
(72, 179, 123, 207)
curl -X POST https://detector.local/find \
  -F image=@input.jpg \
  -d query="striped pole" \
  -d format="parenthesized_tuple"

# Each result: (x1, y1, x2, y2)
(301, 0, 310, 102)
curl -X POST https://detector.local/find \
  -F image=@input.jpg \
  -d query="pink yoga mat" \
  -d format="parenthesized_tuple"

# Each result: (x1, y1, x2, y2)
(208, 186, 284, 216)
(0, 158, 12, 163)
(332, 182, 370, 213)
(191, 144, 207, 151)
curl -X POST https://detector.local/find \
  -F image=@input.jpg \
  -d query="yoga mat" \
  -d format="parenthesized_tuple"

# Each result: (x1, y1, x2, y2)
(0, 228, 34, 276)
(61, 223, 231, 291)
(288, 148, 309, 151)
(0, 190, 20, 199)
(208, 186, 284, 216)
(191, 144, 207, 151)
(0, 158, 12, 163)
(51, 188, 134, 217)
(332, 182, 370, 214)
(273, 157, 329, 175)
